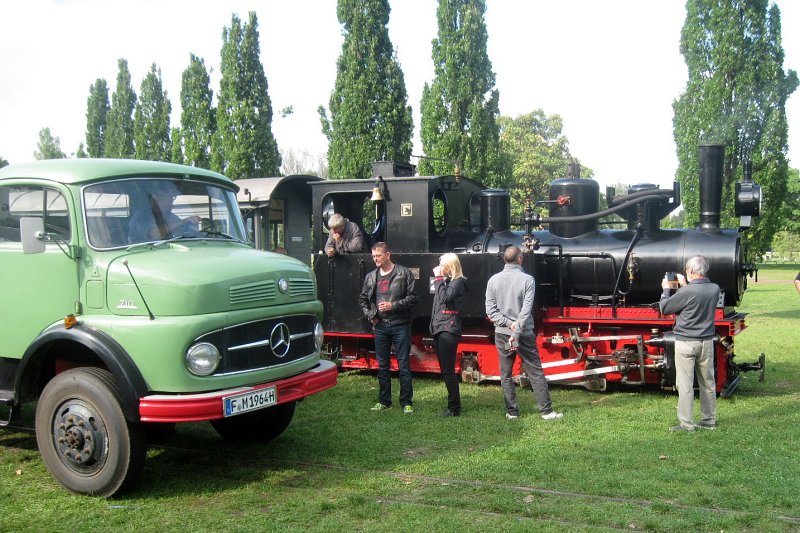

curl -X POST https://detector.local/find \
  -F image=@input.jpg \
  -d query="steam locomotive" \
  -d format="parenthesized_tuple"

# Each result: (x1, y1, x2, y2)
(237, 144, 765, 395)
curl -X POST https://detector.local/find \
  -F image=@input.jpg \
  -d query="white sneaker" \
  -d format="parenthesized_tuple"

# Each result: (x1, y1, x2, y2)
(542, 411, 563, 420)
(505, 413, 519, 420)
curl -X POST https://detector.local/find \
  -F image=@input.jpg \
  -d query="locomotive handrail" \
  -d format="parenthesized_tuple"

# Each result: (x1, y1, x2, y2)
(612, 225, 643, 302)
(536, 248, 621, 316)
(609, 188, 674, 206)
(537, 193, 673, 224)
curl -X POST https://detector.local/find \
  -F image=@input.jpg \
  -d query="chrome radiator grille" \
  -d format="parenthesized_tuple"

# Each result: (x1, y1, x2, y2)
(195, 314, 318, 375)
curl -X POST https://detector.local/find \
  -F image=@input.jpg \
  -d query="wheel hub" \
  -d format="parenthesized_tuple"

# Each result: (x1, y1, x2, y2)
(53, 403, 106, 471)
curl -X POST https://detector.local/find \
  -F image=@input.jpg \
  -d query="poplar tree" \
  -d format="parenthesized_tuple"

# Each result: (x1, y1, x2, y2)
(419, 0, 504, 186)
(319, 0, 413, 179)
(85, 79, 109, 158)
(134, 63, 172, 162)
(215, 12, 280, 179)
(0, 157, 8, 168)
(180, 54, 215, 169)
(34, 128, 66, 160)
(673, 0, 797, 256)
(105, 59, 137, 159)
(170, 127, 184, 164)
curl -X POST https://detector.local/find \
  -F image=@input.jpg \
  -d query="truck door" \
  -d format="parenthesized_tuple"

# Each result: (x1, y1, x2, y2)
(0, 185, 78, 357)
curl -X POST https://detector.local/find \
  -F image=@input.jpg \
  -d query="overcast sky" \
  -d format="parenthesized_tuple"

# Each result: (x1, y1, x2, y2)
(1, 0, 797, 190)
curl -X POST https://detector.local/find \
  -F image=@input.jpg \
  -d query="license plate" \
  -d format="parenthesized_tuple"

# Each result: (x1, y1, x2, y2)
(223, 386, 277, 417)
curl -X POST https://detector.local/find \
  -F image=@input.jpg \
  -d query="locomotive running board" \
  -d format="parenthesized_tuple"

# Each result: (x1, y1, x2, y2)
(544, 363, 621, 382)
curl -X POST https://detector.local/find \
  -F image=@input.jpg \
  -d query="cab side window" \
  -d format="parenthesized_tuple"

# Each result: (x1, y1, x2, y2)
(0, 186, 71, 242)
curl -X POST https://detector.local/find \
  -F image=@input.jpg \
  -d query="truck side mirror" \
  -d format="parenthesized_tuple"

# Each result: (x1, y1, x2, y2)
(21, 217, 46, 254)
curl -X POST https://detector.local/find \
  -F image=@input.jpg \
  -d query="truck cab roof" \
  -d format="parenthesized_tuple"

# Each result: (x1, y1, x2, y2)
(0, 158, 236, 190)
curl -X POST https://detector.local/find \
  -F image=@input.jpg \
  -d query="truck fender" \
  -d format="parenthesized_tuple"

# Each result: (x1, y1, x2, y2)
(16, 323, 149, 422)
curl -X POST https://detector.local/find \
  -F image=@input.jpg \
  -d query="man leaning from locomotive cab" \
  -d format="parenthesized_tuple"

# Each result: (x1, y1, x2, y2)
(659, 255, 720, 432)
(325, 213, 367, 257)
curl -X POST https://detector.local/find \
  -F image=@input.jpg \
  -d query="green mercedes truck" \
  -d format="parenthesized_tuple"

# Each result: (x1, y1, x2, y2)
(0, 159, 337, 496)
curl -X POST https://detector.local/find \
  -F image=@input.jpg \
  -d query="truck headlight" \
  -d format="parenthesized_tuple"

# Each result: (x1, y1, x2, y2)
(186, 342, 221, 376)
(314, 322, 324, 351)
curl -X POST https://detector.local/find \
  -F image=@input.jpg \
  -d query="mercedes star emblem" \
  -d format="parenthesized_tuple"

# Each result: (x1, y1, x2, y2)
(269, 322, 291, 357)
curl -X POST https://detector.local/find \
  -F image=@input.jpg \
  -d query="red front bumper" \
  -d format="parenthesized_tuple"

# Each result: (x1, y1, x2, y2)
(138, 360, 338, 422)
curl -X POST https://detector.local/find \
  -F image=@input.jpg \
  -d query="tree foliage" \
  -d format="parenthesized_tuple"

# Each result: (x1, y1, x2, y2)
(179, 54, 215, 169)
(498, 110, 596, 221)
(105, 59, 137, 159)
(320, 0, 413, 179)
(673, 0, 798, 257)
(34, 127, 66, 160)
(281, 148, 329, 178)
(419, 0, 505, 186)
(498, 110, 574, 198)
(0, 156, 8, 168)
(770, 229, 800, 258)
(134, 63, 172, 162)
(170, 127, 184, 164)
(780, 166, 800, 234)
(215, 12, 281, 179)
(85, 79, 109, 158)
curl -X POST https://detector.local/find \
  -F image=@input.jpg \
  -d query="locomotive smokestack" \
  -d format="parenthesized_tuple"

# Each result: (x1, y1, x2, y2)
(698, 144, 724, 231)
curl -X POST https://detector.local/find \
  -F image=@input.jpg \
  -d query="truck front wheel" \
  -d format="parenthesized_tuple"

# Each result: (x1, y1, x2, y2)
(211, 401, 296, 442)
(35, 368, 146, 497)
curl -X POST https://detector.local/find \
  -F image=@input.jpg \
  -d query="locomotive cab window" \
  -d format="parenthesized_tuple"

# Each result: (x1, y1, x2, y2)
(468, 191, 481, 232)
(321, 195, 336, 232)
(361, 195, 385, 238)
(431, 187, 448, 235)
(321, 191, 381, 244)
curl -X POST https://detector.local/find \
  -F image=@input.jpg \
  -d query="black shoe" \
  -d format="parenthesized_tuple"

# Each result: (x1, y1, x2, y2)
(441, 409, 460, 417)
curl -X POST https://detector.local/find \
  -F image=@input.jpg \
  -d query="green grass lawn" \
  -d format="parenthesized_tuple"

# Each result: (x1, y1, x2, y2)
(1, 264, 799, 532)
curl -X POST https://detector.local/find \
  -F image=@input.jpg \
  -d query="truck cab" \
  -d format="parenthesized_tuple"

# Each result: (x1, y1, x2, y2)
(0, 159, 337, 496)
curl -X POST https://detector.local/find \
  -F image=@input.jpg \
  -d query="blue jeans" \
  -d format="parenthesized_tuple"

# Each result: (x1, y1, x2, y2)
(374, 321, 413, 407)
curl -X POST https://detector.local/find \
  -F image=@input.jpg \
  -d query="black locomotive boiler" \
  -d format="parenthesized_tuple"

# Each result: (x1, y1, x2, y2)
(238, 144, 765, 395)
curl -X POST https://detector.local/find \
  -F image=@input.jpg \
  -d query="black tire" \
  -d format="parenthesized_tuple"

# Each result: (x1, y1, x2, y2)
(211, 401, 296, 442)
(35, 368, 147, 497)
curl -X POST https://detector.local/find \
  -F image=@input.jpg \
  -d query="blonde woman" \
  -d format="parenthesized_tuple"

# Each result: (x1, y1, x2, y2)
(430, 253, 468, 416)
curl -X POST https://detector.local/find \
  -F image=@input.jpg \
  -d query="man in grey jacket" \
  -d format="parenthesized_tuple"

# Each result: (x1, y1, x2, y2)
(325, 213, 367, 257)
(659, 255, 720, 432)
(485, 246, 562, 421)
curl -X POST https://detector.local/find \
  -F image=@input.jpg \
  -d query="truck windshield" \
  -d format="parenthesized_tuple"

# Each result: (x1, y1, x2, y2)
(83, 178, 246, 249)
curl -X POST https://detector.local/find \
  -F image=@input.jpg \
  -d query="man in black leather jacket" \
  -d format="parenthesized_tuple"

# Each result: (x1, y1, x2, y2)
(358, 242, 418, 414)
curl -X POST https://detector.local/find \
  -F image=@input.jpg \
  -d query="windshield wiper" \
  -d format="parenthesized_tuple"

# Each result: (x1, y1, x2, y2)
(126, 234, 190, 251)
(199, 229, 241, 242)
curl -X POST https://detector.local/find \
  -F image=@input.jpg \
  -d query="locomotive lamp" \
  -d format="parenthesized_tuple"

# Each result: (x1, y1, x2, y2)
(735, 160, 761, 228)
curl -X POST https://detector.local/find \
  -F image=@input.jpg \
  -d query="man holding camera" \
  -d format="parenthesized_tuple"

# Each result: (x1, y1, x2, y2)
(659, 255, 720, 432)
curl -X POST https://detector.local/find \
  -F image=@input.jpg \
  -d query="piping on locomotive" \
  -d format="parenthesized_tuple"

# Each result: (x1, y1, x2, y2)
(237, 144, 765, 396)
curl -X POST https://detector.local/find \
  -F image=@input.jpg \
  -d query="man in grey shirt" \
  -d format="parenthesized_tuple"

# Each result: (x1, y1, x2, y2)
(659, 255, 720, 432)
(485, 246, 562, 421)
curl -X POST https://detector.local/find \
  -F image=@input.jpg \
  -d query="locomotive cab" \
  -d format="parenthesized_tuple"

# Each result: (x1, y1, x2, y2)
(236, 175, 321, 264)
